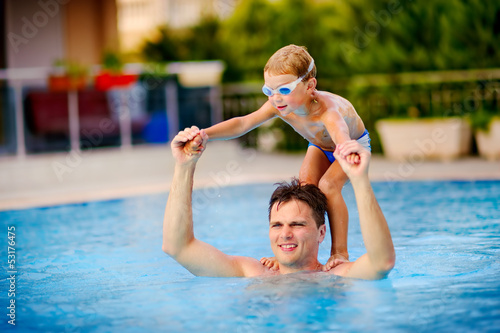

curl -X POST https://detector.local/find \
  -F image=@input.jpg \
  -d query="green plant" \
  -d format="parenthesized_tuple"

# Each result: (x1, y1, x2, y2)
(137, 62, 171, 89)
(52, 59, 88, 78)
(469, 108, 497, 133)
(101, 51, 124, 73)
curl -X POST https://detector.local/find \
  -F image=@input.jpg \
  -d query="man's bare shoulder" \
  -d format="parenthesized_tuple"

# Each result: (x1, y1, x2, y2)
(234, 256, 280, 278)
(326, 261, 355, 277)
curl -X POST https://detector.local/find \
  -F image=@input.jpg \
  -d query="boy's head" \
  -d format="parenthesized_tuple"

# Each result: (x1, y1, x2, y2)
(264, 45, 317, 81)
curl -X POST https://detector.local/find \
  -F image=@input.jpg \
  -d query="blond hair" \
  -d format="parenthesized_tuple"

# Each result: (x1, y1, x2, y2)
(264, 44, 316, 81)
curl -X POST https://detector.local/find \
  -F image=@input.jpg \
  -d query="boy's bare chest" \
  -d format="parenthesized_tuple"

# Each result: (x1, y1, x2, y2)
(283, 116, 334, 147)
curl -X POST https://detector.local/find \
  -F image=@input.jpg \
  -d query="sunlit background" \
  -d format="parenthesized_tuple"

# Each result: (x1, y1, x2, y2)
(0, 0, 499, 158)
(0, 3, 499, 330)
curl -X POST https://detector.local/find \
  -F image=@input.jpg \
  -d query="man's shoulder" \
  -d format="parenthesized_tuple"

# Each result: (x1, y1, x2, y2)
(234, 255, 276, 278)
(327, 261, 355, 277)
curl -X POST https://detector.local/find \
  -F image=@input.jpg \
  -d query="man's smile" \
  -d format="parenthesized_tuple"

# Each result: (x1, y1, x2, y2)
(279, 243, 297, 251)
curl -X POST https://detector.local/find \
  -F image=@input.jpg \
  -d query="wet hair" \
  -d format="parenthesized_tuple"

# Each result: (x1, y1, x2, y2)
(264, 44, 317, 81)
(268, 177, 327, 228)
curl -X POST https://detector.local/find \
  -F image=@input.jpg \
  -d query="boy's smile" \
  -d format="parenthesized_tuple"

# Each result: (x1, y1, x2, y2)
(276, 104, 288, 113)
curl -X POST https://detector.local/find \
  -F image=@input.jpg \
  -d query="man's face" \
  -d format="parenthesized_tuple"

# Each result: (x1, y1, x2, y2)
(269, 199, 326, 273)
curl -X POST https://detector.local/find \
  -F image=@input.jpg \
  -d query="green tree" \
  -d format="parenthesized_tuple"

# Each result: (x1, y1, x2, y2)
(141, 0, 500, 80)
(219, 0, 277, 81)
(142, 25, 186, 62)
(335, 0, 500, 74)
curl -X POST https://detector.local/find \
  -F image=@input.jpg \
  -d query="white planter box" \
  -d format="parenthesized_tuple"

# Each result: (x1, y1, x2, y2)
(475, 117, 500, 161)
(376, 118, 472, 162)
(167, 61, 225, 87)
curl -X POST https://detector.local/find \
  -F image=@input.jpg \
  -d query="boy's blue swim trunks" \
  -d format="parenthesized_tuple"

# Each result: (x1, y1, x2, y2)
(307, 129, 371, 164)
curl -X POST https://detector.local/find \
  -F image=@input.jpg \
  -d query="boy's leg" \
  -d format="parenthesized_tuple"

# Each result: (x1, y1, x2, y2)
(299, 145, 332, 185)
(302, 148, 349, 267)
(317, 161, 349, 262)
(300, 147, 351, 265)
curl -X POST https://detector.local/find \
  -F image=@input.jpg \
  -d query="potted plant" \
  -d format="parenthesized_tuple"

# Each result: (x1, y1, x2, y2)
(167, 60, 225, 87)
(48, 59, 88, 92)
(376, 106, 472, 162)
(138, 62, 171, 89)
(95, 52, 138, 91)
(469, 108, 500, 161)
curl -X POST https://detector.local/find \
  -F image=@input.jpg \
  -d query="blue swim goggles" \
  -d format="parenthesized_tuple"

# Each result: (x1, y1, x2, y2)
(262, 59, 315, 97)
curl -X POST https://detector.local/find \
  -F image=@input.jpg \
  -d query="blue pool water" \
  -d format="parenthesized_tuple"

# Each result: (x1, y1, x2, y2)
(1, 180, 499, 332)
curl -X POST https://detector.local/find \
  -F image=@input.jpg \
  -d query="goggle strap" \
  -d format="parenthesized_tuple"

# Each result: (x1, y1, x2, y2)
(261, 59, 314, 96)
(300, 59, 315, 80)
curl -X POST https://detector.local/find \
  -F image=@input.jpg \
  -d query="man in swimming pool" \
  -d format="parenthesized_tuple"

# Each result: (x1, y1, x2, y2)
(162, 126, 395, 280)
(203, 45, 370, 270)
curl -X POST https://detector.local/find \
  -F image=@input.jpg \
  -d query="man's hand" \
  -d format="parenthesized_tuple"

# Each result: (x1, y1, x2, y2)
(333, 140, 371, 180)
(171, 126, 208, 165)
(332, 140, 395, 280)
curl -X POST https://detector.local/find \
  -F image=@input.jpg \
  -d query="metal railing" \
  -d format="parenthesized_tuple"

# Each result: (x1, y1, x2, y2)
(1, 67, 498, 157)
(221, 68, 500, 152)
(0, 62, 224, 158)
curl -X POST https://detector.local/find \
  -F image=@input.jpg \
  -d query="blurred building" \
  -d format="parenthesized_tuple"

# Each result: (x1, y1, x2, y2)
(0, 0, 239, 68)
(0, 0, 121, 156)
(117, 0, 239, 52)
(2, 0, 119, 69)
(0, 0, 226, 157)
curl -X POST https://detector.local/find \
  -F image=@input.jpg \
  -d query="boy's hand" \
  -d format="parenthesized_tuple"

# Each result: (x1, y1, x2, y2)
(322, 253, 349, 271)
(333, 140, 371, 180)
(171, 126, 208, 165)
(345, 153, 360, 164)
(260, 256, 280, 271)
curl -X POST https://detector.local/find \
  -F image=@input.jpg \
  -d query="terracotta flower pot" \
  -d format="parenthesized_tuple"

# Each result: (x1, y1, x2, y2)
(95, 73, 138, 91)
(48, 75, 87, 92)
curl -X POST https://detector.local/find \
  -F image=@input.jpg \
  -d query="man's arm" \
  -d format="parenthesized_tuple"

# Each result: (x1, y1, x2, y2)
(162, 127, 266, 277)
(330, 141, 395, 280)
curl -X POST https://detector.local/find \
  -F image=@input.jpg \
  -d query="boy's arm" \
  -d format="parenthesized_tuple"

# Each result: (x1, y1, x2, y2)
(321, 109, 352, 146)
(331, 141, 395, 280)
(204, 101, 276, 140)
(162, 127, 266, 277)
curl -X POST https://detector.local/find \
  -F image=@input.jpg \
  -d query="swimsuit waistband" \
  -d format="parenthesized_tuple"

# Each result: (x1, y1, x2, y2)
(357, 129, 369, 140)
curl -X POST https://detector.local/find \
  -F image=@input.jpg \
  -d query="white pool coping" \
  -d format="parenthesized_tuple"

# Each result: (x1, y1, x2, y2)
(1, 141, 499, 211)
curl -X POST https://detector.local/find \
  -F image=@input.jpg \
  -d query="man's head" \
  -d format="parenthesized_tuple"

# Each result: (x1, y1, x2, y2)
(268, 177, 327, 228)
(267, 178, 327, 273)
(264, 44, 317, 81)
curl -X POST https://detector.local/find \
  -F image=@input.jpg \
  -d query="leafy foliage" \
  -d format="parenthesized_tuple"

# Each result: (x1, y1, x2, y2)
(139, 0, 500, 151)
(141, 0, 500, 81)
